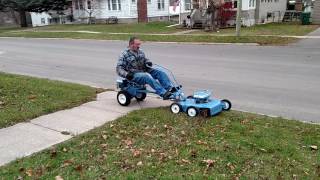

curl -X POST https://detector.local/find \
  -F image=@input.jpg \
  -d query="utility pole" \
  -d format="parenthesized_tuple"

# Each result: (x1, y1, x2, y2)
(179, 0, 182, 24)
(236, 0, 241, 37)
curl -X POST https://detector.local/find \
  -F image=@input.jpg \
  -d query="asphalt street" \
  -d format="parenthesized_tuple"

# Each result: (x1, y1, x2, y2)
(0, 35, 319, 123)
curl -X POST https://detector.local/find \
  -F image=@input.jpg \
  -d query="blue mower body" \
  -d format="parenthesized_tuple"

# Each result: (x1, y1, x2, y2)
(170, 90, 231, 117)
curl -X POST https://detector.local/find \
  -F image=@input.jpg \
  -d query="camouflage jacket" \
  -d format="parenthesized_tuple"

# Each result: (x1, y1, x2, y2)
(116, 48, 152, 78)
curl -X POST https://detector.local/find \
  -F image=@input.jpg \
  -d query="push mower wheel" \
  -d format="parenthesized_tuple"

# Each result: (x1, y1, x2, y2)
(221, 99, 232, 111)
(170, 103, 181, 114)
(135, 93, 147, 101)
(187, 107, 198, 117)
(117, 91, 131, 106)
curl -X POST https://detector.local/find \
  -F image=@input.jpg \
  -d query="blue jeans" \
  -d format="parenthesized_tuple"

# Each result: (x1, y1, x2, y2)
(132, 69, 173, 96)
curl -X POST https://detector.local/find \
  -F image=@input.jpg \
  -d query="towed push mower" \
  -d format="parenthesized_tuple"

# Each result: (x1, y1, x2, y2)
(116, 65, 231, 117)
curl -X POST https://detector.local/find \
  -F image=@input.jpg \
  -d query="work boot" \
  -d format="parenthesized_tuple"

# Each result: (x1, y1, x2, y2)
(169, 87, 177, 93)
(162, 90, 172, 100)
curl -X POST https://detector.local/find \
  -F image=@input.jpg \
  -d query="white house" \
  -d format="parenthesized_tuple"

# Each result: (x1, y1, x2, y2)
(71, 0, 192, 23)
(30, 12, 52, 27)
(30, 0, 191, 26)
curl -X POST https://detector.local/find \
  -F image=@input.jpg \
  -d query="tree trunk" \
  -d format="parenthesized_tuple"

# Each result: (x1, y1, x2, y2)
(211, 8, 216, 31)
(19, 10, 28, 27)
(10, 10, 19, 25)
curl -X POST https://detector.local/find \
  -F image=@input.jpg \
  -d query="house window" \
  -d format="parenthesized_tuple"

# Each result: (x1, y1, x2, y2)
(41, 18, 45, 24)
(87, 0, 91, 9)
(234, 1, 237, 8)
(249, 0, 255, 7)
(185, 0, 191, 10)
(148, 0, 151, 3)
(75, 0, 84, 10)
(108, 0, 121, 10)
(157, 0, 165, 10)
(132, 0, 135, 2)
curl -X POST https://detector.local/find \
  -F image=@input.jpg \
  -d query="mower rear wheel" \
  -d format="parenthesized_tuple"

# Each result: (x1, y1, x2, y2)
(170, 103, 181, 114)
(187, 107, 198, 117)
(221, 99, 232, 111)
(135, 93, 146, 101)
(117, 91, 131, 106)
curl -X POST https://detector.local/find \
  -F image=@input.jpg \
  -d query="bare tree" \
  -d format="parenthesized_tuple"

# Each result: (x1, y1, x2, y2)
(84, 0, 100, 24)
(206, 0, 222, 31)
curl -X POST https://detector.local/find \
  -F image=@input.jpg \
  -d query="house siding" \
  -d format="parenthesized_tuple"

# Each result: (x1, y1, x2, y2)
(72, 0, 187, 22)
(313, 0, 320, 24)
(255, 0, 287, 23)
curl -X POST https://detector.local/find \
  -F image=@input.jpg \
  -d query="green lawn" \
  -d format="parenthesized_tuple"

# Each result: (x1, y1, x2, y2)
(0, 30, 297, 45)
(0, 72, 97, 128)
(12, 21, 179, 34)
(0, 26, 21, 34)
(191, 22, 320, 36)
(1, 22, 314, 45)
(1, 108, 319, 179)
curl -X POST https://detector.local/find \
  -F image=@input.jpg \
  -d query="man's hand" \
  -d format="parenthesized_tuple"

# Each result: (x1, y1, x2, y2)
(146, 61, 152, 67)
(126, 72, 134, 80)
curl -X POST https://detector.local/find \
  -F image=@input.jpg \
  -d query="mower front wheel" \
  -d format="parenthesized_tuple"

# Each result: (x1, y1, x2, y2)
(117, 91, 131, 106)
(221, 99, 232, 111)
(187, 107, 198, 117)
(170, 103, 181, 114)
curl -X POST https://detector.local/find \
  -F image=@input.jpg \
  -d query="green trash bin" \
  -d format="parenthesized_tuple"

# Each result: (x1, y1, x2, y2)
(301, 12, 311, 25)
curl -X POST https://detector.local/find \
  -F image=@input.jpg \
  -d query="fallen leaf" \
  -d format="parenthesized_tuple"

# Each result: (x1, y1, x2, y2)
(55, 175, 64, 180)
(123, 139, 133, 146)
(159, 153, 167, 161)
(80, 140, 86, 146)
(143, 131, 152, 136)
(132, 149, 141, 157)
(102, 135, 107, 140)
(259, 148, 267, 152)
(310, 145, 318, 150)
(232, 176, 240, 180)
(202, 159, 215, 167)
(25, 169, 33, 177)
(0, 101, 5, 105)
(62, 159, 74, 167)
(63, 148, 68, 152)
(74, 165, 83, 172)
(240, 119, 249, 124)
(28, 95, 37, 100)
(50, 149, 57, 158)
(227, 162, 235, 171)
(190, 150, 197, 158)
(197, 140, 207, 145)
(100, 144, 108, 149)
(137, 161, 143, 166)
(181, 159, 191, 164)
(35, 167, 43, 177)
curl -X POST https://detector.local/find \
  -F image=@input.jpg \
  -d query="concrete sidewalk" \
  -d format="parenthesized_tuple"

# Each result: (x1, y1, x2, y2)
(0, 91, 171, 166)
